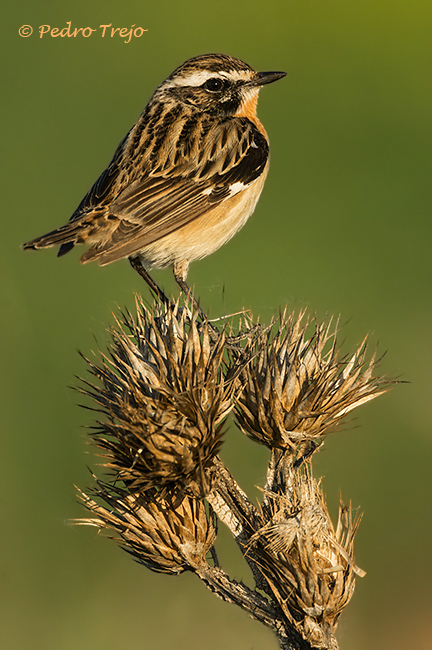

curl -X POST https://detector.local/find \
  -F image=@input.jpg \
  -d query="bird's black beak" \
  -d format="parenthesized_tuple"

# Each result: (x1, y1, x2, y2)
(252, 71, 287, 87)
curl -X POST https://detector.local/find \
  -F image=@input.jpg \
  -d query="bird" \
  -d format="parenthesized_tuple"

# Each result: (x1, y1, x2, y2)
(23, 53, 286, 307)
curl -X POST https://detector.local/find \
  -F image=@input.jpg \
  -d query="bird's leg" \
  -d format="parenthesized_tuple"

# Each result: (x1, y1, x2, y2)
(173, 261, 223, 340)
(173, 262, 257, 350)
(173, 261, 205, 315)
(130, 258, 255, 348)
(129, 257, 171, 307)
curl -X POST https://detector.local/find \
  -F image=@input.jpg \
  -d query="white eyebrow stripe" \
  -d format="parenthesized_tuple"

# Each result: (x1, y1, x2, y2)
(166, 69, 251, 88)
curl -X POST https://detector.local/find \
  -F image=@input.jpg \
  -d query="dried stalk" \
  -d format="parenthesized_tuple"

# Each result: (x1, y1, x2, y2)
(73, 297, 391, 649)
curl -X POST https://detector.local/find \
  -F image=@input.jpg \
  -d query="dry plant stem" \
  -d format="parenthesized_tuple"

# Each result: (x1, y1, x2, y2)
(194, 564, 280, 633)
(207, 457, 269, 591)
(195, 564, 324, 650)
(209, 458, 259, 534)
(75, 302, 389, 650)
(206, 457, 339, 650)
(206, 452, 338, 650)
(265, 448, 295, 494)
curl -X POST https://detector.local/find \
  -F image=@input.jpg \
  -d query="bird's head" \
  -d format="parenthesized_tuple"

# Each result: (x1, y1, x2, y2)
(155, 53, 286, 118)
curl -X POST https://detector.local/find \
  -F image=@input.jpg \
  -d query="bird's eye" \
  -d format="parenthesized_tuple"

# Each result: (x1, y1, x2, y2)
(203, 78, 224, 92)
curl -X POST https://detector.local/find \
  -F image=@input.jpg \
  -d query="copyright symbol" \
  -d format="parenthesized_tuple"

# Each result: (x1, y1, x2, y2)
(19, 25, 33, 37)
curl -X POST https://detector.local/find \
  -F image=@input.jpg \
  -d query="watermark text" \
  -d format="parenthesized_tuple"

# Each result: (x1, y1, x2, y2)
(18, 22, 148, 44)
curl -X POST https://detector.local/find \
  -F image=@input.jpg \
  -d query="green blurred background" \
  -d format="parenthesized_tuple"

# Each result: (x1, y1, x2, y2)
(3, 1, 431, 648)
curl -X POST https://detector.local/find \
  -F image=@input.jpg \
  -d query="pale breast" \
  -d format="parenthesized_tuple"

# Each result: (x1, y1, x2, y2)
(138, 164, 269, 270)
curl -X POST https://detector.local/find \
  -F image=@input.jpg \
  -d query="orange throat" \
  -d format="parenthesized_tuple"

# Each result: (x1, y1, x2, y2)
(234, 89, 266, 135)
(235, 89, 259, 120)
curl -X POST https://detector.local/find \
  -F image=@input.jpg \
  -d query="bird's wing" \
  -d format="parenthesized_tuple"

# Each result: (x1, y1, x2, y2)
(81, 117, 269, 263)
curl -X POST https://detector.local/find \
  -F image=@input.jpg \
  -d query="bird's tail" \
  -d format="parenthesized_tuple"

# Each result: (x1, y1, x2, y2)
(22, 212, 107, 257)
(23, 222, 81, 253)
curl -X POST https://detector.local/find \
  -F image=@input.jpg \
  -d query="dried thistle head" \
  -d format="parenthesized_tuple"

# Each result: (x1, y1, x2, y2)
(75, 485, 216, 574)
(80, 298, 237, 499)
(251, 463, 363, 647)
(234, 310, 389, 458)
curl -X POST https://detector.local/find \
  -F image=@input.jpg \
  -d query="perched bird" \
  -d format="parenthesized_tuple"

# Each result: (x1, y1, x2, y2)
(23, 53, 285, 304)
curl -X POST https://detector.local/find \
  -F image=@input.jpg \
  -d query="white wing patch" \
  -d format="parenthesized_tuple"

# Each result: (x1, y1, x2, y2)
(201, 181, 248, 198)
(227, 181, 248, 196)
